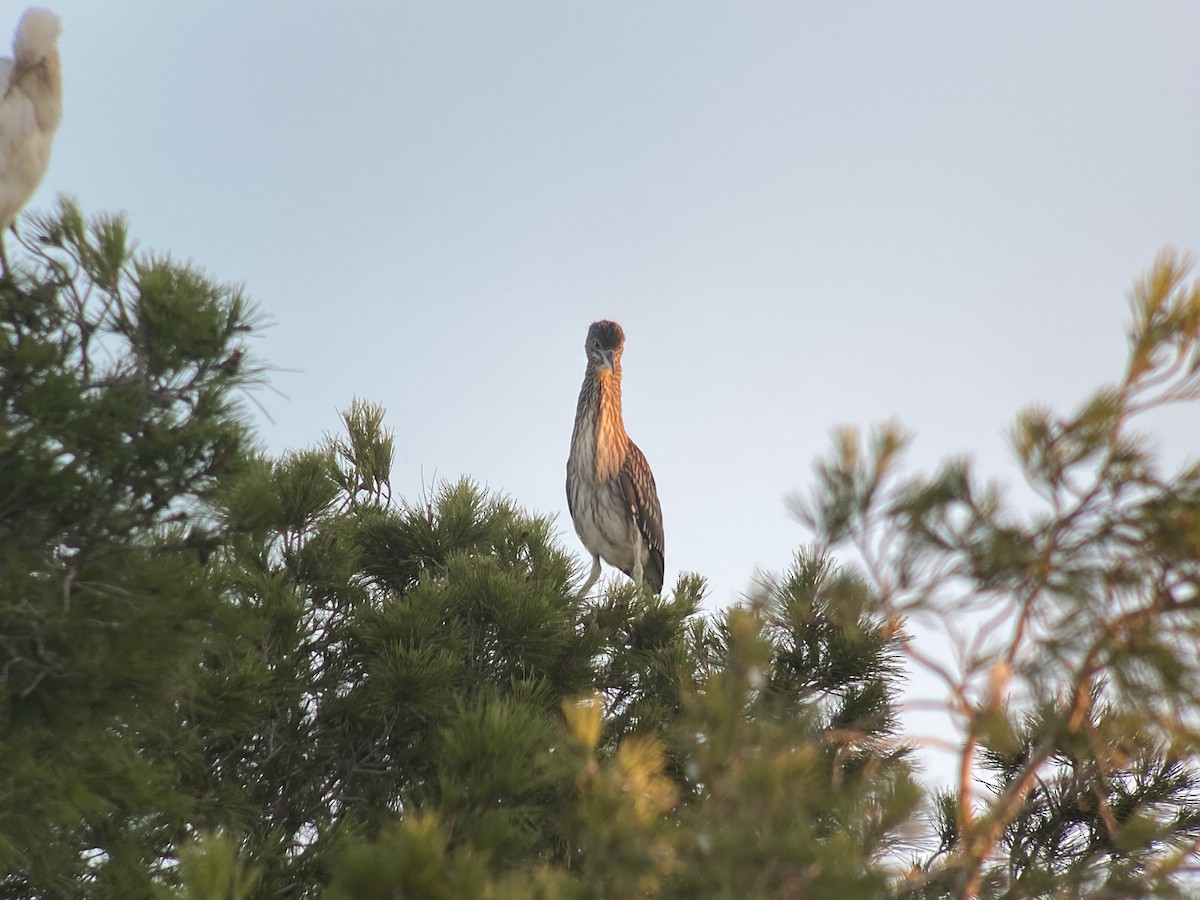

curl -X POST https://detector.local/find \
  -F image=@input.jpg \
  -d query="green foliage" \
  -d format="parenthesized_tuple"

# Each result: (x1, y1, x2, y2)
(6, 211, 1200, 899)
(178, 833, 262, 900)
(802, 249, 1200, 898)
(656, 563, 918, 899)
(167, 382, 918, 897)
(0, 200, 260, 896)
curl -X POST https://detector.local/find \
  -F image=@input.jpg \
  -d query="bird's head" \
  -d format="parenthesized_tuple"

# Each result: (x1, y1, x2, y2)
(13, 8, 61, 69)
(585, 320, 625, 373)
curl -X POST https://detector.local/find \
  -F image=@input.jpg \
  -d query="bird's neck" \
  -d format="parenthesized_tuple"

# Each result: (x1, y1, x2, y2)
(16, 53, 62, 131)
(594, 367, 628, 482)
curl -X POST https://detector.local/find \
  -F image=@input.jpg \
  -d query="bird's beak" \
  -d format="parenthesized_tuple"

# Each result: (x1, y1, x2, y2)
(601, 350, 616, 372)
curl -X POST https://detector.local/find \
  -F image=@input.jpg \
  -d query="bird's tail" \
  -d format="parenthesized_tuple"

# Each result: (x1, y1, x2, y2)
(14, 8, 61, 66)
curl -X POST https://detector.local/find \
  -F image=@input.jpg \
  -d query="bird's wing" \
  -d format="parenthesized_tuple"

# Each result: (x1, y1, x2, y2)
(0, 57, 13, 94)
(619, 441, 665, 591)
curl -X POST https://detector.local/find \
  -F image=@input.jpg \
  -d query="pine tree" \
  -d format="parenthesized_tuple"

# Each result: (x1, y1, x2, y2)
(177, 403, 604, 893)
(0, 200, 261, 895)
(163, 392, 914, 898)
(800, 251, 1200, 898)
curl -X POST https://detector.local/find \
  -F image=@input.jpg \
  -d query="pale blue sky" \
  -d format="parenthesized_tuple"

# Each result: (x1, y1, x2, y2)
(33, 4, 1200, 658)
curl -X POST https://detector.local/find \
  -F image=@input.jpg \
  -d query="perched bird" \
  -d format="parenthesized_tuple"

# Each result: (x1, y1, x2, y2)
(0, 8, 62, 274)
(567, 320, 665, 596)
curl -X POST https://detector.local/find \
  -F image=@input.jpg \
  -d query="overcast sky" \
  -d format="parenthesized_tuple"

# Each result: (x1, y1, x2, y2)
(28, 1, 1200, 764)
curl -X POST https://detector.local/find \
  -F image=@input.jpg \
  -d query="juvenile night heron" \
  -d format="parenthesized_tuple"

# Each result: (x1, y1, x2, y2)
(566, 320, 665, 596)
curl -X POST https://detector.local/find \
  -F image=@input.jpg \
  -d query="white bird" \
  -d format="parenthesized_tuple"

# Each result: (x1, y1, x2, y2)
(0, 8, 61, 274)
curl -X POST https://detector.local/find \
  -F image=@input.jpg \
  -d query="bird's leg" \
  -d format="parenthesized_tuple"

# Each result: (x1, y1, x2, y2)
(577, 554, 602, 599)
(0, 230, 9, 277)
(630, 531, 645, 587)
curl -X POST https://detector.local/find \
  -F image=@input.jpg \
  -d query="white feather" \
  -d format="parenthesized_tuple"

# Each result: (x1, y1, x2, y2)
(0, 7, 61, 245)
